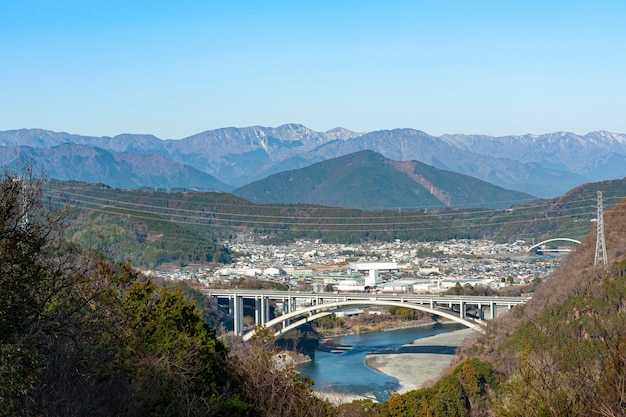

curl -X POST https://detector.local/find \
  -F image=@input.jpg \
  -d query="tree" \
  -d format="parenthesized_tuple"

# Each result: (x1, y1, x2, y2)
(0, 163, 77, 414)
(115, 280, 249, 416)
(229, 327, 335, 417)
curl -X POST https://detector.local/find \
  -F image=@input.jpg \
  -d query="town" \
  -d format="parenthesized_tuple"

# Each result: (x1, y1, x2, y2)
(146, 237, 562, 294)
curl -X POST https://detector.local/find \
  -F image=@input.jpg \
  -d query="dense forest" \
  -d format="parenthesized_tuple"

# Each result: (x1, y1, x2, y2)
(4, 166, 626, 416)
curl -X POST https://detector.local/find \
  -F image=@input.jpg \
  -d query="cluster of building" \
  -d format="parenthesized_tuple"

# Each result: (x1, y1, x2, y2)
(145, 238, 561, 294)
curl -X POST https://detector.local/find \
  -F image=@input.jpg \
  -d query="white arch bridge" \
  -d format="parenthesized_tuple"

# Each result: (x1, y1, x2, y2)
(527, 238, 581, 253)
(203, 289, 531, 341)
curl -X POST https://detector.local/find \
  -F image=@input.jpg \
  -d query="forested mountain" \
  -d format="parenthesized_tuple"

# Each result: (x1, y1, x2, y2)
(233, 150, 537, 209)
(2, 125, 626, 199)
(310, 129, 589, 198)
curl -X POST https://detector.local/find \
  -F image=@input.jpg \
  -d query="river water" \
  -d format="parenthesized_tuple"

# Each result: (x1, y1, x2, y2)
(298, 322, 466, 402)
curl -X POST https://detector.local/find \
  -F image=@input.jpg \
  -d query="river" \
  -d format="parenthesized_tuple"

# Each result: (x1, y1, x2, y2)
(297, 322, 467, 402)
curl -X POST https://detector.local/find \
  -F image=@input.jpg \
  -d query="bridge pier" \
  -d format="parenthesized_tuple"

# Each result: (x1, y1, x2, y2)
(254, 296, 270, 326)
(254, 298, 261, 325)
(281, 295, 297, 329)
(230, 294, 244, 336)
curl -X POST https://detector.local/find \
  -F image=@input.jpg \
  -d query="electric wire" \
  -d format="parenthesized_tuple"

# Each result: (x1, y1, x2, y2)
(46, 192, 600, 226)
(43, 186, 621, 233)
(46, 188, 613, 223)
(48, 188, 618, 221)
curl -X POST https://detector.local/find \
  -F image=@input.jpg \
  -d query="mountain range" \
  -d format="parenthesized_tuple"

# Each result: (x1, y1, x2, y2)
(2, 124, 626, 202)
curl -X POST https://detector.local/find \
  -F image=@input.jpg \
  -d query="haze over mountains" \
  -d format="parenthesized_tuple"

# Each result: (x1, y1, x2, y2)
(1, 124, 625, 206)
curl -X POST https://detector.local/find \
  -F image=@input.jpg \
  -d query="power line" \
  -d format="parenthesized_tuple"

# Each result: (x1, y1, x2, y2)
(48, 188, 613, 222)
(43, 187, 609, 234)
(46, 188, 604, 225)
(46, 191, 597, 226)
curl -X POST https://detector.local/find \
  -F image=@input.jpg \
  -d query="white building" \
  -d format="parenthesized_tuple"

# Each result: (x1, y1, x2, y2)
(380, 281, 412, 293)
(245, 268, 263, 277)
(418, 266, 440, 275)
(263, 266, 282, 276)
(349, 262, 398, 287)
(335, 277, 367, 292)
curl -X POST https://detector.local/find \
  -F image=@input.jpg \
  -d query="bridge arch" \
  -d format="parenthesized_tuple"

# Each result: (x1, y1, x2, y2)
(242, 299, 487, 341)
(527, 238, 581, 252)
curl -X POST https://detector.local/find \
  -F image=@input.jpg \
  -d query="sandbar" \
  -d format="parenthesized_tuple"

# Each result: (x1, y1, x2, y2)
(365, 328, 475, 393)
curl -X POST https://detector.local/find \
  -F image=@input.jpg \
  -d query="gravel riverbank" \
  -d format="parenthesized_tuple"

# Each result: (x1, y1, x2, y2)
(365, 328, 476, 393)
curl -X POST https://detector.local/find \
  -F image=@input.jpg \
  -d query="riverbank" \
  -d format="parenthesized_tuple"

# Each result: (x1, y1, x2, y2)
(306, 324, 474, 405)
(365, 328, 475, 393)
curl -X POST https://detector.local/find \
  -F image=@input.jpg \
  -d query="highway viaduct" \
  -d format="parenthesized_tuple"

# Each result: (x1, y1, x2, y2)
(203, 289, 531, 340)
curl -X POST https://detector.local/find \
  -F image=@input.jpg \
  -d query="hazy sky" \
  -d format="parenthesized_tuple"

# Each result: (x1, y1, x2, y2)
(1, 1, 625, 138)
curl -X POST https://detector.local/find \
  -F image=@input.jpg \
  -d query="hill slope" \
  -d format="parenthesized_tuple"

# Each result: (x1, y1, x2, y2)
(452, 195, 626, 415)
(233, 150, 538, 209)
(356, 195, 626, 416)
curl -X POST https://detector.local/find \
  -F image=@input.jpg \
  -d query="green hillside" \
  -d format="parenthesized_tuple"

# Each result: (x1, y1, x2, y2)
(54, 182, 233, 268)
(0, 168, 331, 416)
(69, 205, 232, 268)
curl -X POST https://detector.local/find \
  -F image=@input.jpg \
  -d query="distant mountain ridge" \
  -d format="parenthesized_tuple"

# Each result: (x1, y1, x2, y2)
(233, 150, 537, 209)
(1, 125, 625, 199)
(0, 144, 230, 191)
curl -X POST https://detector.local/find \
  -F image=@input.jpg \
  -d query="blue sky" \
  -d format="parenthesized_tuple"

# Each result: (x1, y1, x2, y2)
(1, 1, 625, 138)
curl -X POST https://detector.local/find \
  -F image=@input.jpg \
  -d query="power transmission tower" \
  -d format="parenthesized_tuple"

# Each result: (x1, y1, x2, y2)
(595, 191, 608, 266)
(13, 177, 29, 228)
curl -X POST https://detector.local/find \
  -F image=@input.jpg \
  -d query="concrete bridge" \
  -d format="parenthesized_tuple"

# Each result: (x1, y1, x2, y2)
(203, 289, 530, 340)
(527, 238, 581, 253)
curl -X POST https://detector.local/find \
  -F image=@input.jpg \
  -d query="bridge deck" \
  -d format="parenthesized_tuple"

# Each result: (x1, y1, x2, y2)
(204, 289, 530, 339)
(203, 289, 530, 305)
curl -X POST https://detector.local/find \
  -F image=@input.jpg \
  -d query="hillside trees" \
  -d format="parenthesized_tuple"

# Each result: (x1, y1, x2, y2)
(342, 358, 499, 417)
(112, 279, 249, 416)
(0, 163, 78, 414)
(0, 166, 248, 416)
(69, 207, 233, 268)
(229, 327, 334, 417)
(494, 270, 626, 417)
